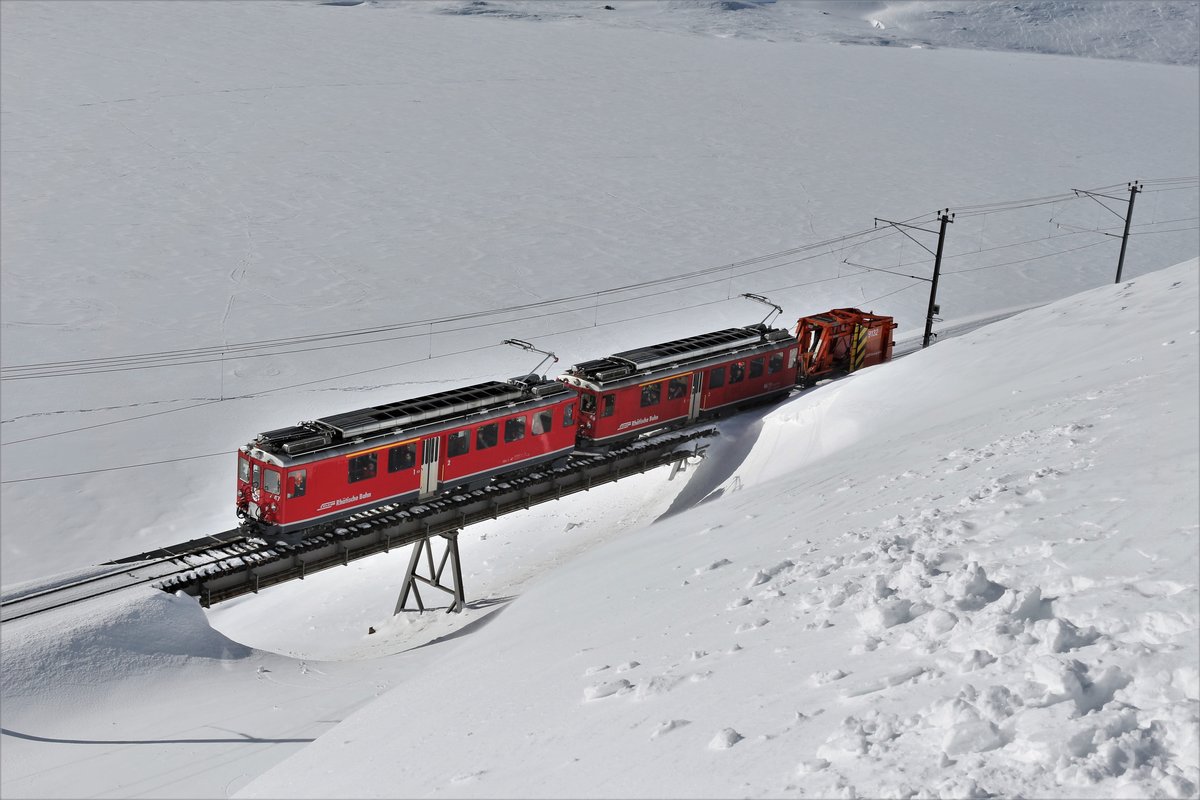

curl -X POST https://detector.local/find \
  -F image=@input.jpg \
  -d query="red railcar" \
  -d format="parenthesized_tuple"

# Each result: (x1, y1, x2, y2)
(559, 324, 799, 447)
(237, 377, 578, 535)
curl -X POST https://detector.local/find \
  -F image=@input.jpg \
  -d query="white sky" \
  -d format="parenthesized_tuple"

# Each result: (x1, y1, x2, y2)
(1, 1, 1197, 798)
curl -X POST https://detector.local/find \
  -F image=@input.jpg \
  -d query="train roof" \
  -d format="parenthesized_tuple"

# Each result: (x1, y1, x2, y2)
(250, 376, 571, 459)
(563, 323, 794, 386)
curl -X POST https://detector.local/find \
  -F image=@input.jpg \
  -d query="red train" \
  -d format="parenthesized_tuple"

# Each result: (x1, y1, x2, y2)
(237, 309, 894, 536)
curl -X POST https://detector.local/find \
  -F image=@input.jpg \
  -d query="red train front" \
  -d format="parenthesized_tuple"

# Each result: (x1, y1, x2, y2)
(559, 323, 799, 448)
(237, 376, 578, 536)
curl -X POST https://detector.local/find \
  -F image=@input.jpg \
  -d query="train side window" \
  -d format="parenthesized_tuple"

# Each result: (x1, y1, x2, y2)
(668, 377, 688, 400)
(768, 352, 784, 374)
(348, 452, 377, 483)
(729, 362, 745, 384)
(476, 423, 499, 450)
(388, 443, 417, 472)
(448, 430, 470, 457)
(563, 403, 576, 427)
(601, 394, 616, 417)
(238, 456, 250, 483)
(505, 416, 526, 443)
(580, 394, 596, 414)
(532, 410, 553, 435)
(749, 357, 765, 379)
(709, 366, 725, 389)
(287, 469, 307, 498)
(640, 382, 661, 407)
(263, 469, 281, 496)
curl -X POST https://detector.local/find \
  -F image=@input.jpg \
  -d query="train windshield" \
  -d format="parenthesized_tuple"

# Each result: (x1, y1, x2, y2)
(263, 469, 281, 496)
(238, 456, 249, 482)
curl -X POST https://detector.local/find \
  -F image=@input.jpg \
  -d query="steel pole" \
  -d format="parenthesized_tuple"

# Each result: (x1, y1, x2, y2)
(923, 211, 951, 348)
(1114, 182, 1140, 284)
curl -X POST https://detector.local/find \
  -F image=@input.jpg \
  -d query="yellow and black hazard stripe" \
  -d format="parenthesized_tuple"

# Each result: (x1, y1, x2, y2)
(849, 325, 868, 372)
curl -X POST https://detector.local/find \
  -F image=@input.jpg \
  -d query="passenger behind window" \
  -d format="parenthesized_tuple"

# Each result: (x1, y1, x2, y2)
(640, 382, 661, 407)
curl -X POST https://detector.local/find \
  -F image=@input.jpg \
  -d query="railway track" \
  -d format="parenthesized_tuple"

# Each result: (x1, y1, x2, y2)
(1, 426, 717, 621)
(0, 534, 270, 623)
(2, 307, 1037, 624)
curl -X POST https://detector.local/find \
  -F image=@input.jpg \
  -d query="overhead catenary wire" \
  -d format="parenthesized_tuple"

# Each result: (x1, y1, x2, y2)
(0, 267, 930, 484)
(942, 237, 1118, 275)
(1, 228, 902, 382)
(10, 177, 1194, 381)
(3, 176, 1196, 470)
(0, 237, 897, 453)
(0, 452, 234, 485)
(0, 226, 888, 379)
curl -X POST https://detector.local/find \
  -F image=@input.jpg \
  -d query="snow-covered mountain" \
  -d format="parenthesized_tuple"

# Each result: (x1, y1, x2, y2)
(1, 2, 1197, 797)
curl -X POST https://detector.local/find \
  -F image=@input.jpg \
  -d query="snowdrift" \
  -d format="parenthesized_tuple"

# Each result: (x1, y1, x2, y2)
(239, 262, 1199, 798)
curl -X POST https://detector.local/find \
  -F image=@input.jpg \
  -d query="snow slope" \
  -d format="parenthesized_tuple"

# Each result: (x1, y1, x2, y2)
(3, 259, 1195, 799)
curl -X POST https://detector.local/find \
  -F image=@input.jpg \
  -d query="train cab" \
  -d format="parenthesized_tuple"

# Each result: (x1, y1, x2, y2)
(237, 376, 578, 537)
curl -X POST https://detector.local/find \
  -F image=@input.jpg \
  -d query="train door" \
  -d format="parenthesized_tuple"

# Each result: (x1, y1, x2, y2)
(419, 437, 441, 497)
(687, 372, 703, 422)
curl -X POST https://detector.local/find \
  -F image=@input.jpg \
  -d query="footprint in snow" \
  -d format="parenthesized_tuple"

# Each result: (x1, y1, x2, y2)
(735, 618, 770, 633)
(650, 719, 690, 739)
(695, 559, 732, 574)
(795, 758, 830, 774)
(810, 669, 849, 686)
(583, 679, 634, 701)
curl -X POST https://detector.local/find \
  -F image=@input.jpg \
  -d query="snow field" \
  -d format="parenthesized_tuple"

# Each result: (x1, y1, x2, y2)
(1, 1, 1197, 797)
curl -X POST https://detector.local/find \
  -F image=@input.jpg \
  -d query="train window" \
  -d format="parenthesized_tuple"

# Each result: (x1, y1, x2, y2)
(668, 377, 688, 400)
(348, 452, 377, 483)
(287, 469, 307, 498)
(768, 352, 784, 374)
(388, 443, 417, 472)
(709, 366, 725, 389)
(749, 357, 765, 379)
(238, 456, 250, 483)
(476, 423, 499, 450)
(601, 395, 615, 417)
(532, 410, 553, 435)
(505, 416, 526, 443)
(448, 430, 470, 457)
(563, 404, 576, 427)
(640, 382, 661, 408)
(729, 362, 745, 384)
(263, 469, 281, 496)
(580, 394, 595, 414)
(252, 462, 261, 489)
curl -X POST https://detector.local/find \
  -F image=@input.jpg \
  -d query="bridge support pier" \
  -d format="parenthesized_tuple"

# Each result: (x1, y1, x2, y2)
(395, 530, 465, 614)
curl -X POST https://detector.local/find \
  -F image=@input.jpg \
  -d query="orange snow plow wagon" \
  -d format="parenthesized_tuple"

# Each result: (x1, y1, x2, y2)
(795, 308, 897, 387)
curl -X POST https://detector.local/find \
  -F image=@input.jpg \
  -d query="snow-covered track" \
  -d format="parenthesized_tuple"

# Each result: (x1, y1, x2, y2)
(0, 533, 268, 623)
(160, 425, 716, 607)
(1, 428, 715, 620)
